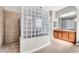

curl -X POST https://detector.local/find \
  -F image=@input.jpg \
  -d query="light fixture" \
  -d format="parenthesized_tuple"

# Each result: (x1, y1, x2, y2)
(60, 11, 76, 18)
(67, 12, 76, 16)
(61, 14, 67, 17)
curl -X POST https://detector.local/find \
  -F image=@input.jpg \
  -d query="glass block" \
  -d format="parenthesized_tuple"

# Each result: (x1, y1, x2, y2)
(27, 31, 31, 34)
(32, 35, 35, 38)
(32, 31, 35, 34)
(23, 35, 27, 39)
(36, 31, 38, 33)
(27, 35, 31, 38)
(23, 31, 26, 34)
(36, 34, 39, 37)
(39, 34, 41, 36)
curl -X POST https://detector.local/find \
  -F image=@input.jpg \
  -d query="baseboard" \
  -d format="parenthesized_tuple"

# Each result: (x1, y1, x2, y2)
(23, 42, 51, 53)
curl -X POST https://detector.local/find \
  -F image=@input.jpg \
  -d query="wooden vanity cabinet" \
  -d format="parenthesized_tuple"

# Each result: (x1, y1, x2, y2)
(53, 30, 76, 44)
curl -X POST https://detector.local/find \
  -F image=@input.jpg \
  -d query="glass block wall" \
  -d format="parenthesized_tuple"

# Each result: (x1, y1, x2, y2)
(22, 6, 49, 39)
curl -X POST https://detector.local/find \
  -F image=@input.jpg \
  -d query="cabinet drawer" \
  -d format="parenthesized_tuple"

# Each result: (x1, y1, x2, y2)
(68, 32, 76, 43)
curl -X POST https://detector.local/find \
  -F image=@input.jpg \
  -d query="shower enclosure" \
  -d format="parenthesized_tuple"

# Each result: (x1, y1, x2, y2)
(20, 6, 51, 52)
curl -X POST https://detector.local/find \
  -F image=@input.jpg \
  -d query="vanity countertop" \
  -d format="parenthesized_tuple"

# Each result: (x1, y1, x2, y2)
(53, 28, 76, 32)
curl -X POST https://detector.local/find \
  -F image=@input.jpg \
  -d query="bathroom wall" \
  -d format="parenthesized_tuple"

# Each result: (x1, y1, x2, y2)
(76, 7, 79, 45)
(4, 6, 21, 14)
(0, 7, 4, 48)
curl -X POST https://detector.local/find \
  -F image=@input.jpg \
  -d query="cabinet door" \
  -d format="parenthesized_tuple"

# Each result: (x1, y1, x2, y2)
(69, 32, 76, 43)
(58, 31, 62, 39)
(53, 31, 58, 38)
(62, 32, 69, 41)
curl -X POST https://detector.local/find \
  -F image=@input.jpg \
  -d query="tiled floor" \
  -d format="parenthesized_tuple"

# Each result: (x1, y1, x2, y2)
(0, 42, 19, 53)
(35, 39, 79, 53)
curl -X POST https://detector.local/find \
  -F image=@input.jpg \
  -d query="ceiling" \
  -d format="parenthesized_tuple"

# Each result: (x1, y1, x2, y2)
(3, 6, 67, 13)
(43, 6, 67, 11)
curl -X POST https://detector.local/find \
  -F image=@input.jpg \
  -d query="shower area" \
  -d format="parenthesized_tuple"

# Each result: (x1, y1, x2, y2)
(20, 6, 51, 52)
